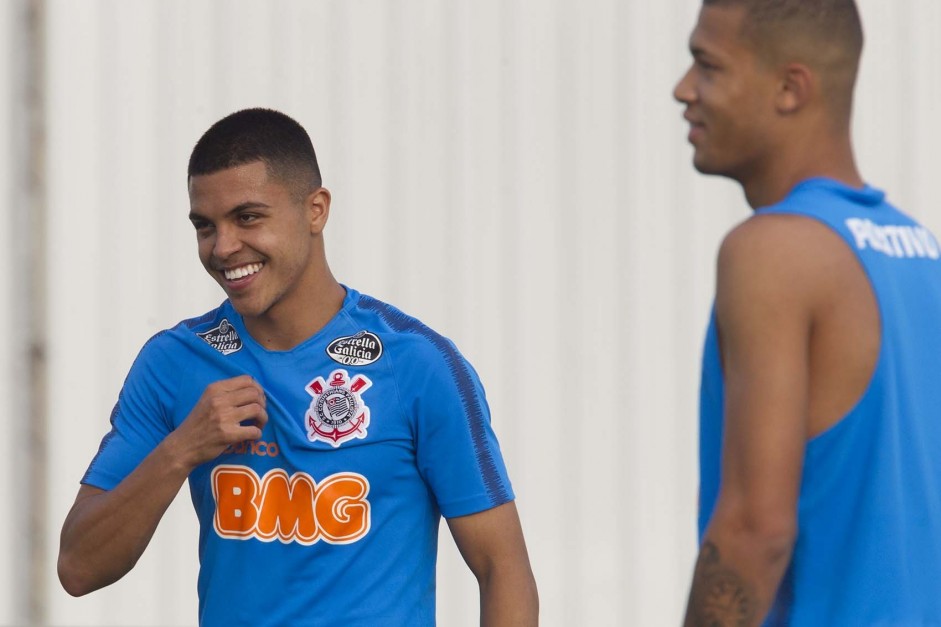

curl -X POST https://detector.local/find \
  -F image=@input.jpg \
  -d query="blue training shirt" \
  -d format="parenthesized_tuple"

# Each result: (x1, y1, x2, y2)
(699, 178, 941, 625)
(83, 287, 514, 626)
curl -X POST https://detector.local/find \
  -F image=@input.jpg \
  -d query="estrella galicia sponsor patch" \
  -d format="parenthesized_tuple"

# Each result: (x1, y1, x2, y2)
(197, 318, 243, 356)
(305, 369, 372, 447)
(325, 330, 383, 366)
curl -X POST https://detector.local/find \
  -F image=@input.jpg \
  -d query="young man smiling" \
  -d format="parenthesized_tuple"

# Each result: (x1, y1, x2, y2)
(676, 1, 941, 625)
(58, 108, 538, 626)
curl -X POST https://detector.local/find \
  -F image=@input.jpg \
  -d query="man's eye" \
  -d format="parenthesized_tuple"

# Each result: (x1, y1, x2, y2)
(191, 220, 212, 231)
(238, 214, 258, 224)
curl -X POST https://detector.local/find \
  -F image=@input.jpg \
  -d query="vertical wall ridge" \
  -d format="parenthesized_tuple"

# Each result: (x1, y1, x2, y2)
(25, 0, 48, 623)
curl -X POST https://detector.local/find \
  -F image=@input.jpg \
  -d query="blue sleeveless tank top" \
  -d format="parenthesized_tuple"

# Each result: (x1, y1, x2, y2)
(699, 178, 941, 625)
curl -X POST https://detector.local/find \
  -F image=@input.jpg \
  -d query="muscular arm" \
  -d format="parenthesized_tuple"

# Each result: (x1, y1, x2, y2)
(447, 501, 539, 626)
(58, 442, 196, 596)
(685, 216, 832, 626)
(58, 376, 267, 596)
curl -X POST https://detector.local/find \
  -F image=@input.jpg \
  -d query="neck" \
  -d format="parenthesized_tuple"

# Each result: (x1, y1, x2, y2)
(244, 267, 346, 352)
(740, 126, 863, 210)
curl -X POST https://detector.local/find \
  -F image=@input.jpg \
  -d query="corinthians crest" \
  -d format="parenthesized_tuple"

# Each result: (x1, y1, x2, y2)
(305, 369, 372, 447)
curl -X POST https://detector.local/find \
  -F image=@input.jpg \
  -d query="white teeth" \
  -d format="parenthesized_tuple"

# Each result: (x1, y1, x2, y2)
(224, 263, 263, 281)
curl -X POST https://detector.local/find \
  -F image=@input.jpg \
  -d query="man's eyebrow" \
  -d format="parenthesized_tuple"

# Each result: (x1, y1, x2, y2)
(228, 201, 271, 214)
(188, 201, 271, 221)
(690, 45, 726, 67)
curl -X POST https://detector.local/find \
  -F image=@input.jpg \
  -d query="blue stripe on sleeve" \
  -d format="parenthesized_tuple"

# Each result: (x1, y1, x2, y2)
(357, 296, 511, 506)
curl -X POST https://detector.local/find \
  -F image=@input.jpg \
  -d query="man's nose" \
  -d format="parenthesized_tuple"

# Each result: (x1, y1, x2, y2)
(213, 224, 242, 259)
(673, 66, 696, 104)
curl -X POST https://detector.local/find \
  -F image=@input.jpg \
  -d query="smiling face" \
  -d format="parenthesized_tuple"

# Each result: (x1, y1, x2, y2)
(674, 4, 782, 181)
(188, 160, 328, 325)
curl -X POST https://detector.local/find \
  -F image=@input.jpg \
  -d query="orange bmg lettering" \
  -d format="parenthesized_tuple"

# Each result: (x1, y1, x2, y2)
(211, 465, 370, 545)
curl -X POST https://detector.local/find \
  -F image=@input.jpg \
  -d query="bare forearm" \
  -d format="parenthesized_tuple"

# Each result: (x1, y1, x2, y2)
(58, 437, 193, 595)
(684, 525, 794, 627)
(480, 564, 539, 627)
(59, 376, 268, 595)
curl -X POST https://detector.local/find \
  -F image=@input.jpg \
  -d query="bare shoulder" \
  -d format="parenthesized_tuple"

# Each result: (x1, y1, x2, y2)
(720, 213, 851, 271)
(717, 212, 879, 436)
(718, 213, 860, 305)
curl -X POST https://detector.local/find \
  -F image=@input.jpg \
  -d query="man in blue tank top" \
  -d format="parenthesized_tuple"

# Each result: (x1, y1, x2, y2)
(676, 1, 941, 625)
(57, 108, 539, 625)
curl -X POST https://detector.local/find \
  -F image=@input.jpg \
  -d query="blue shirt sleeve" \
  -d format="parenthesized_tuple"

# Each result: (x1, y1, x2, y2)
(400, 336, 514, 518)
(82, 331, 180, 490)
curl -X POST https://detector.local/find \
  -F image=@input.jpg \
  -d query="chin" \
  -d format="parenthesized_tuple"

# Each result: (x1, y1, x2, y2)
(692, 157, 719, 175)
(227, 296, 269, 320)
(692, 153, 734, 178)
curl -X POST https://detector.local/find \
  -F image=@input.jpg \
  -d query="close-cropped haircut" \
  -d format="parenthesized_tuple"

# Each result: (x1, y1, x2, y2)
(704, 0, 864, 117)
(188, 108, 322, 200)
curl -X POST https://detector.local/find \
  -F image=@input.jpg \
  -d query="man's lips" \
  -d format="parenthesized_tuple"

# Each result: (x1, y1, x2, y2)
(215, 262, 265, 290)
(683, 114, 705, 143)
(222, 262, 264, 281)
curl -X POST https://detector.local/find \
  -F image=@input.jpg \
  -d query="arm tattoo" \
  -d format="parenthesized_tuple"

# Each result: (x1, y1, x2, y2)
(686, 541, 757, 627)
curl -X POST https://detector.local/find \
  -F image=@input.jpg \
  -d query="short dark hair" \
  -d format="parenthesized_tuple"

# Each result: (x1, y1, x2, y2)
(704, 0, 863, 117)
(188, 108, 322, 200)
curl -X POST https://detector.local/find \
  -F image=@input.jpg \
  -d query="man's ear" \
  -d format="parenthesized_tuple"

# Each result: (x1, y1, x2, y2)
(776, 62, 815, 115)
(307, 187, 332, 234)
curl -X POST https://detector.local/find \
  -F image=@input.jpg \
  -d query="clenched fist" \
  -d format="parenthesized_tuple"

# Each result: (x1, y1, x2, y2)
(166, 375, 269, 470)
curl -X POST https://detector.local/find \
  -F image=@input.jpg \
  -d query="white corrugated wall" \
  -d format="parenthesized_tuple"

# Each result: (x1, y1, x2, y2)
(0, 0, 937, 625)
(1, 1, 18, 622)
